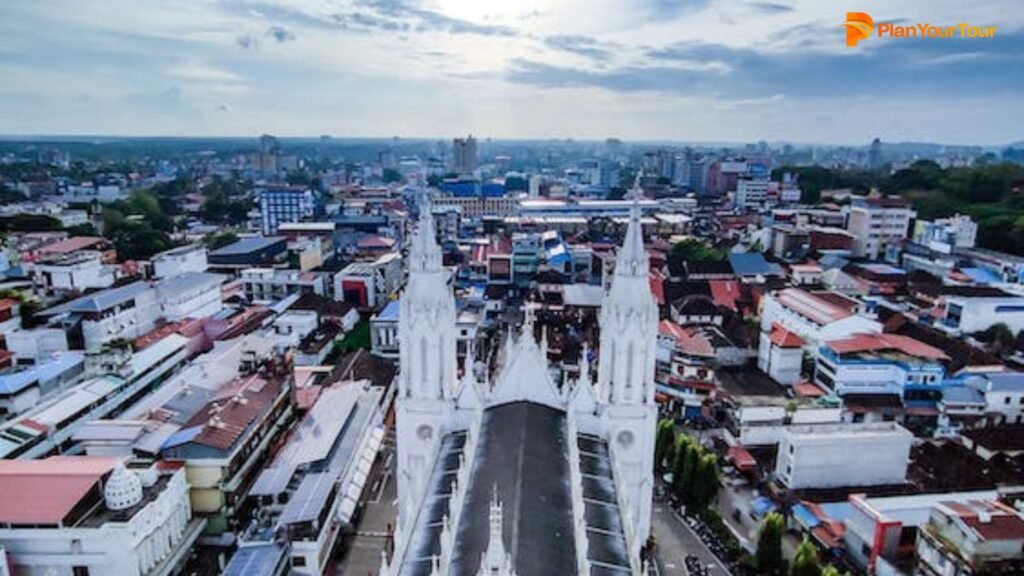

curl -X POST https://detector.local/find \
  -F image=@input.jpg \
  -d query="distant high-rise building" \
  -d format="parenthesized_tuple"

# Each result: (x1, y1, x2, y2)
(869, 138, 882, 170)
(259, 185, 318, 235)
(451, 135, 477, 175)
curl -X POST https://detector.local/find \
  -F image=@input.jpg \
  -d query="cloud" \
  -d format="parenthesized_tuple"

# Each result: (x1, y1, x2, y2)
(236, 35, 259, 49)
(265, 25, 296, 43)
(750, 2, 794, 14)
(544, 35, 618, 60)
(167, 62, 242, 83)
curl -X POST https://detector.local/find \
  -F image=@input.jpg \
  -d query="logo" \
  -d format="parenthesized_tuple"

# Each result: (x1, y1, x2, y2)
(843, 11, 998, 47)
(843, 12, 874, 47)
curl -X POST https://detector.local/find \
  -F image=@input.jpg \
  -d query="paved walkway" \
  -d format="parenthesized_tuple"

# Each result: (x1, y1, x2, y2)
(652, 500, 732, 576)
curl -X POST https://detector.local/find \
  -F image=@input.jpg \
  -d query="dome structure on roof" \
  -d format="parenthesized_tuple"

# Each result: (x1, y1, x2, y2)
(104, 461, 143, 511)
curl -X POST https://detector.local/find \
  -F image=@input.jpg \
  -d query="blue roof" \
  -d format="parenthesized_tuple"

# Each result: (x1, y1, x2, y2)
(751, 496, 777, 516)
(160, 425, 203, 450)
(819, 254, 849, 270)
(222, 543, 285, 576)
(961, 267, 1001, 285)
(943, 385, 986, 405)
(791, 504, 820, 528)
(983, 372, 1024, 393)
(0, 352, 84, 395)
(377, 299, 400, 321)
(728, 253, 783, 277)
(42, 281, 152, 315)
(209, 236, 285, 256)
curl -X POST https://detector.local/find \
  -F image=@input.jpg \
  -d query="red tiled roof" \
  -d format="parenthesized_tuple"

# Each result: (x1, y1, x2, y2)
(659, 320, 715, 357)
(37, 236, 104, 256)
(0, 298, 19, 310)
(182, 373, 286, 451)
(649, 269, 666, 305)
(769, 322, 805, 348)
(827, 333, 948, 360)
(944, 500, 1024, 541)
(709, 280, 740, 312)
(775, 288, 855, 326)
(728, 446, 756, 472)
(0, 457, 116, 524)
(793, 381, 825, 398)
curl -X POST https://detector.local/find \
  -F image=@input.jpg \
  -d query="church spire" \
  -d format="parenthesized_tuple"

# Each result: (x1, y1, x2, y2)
(410, 197, 443, 274)
(478, 489, 516, 576)
(616, 185, 649, 280)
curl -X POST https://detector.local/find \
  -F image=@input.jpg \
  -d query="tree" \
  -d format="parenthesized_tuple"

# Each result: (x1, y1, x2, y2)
(756, 512, 786, 576)
(205, 231, 239, 251)
(821, 567, 852, 576)
(383, 168, 404, 184)
(655, 420, 675, 471)
(692, 453, 720, 511)
(680, 442, 700, 505)
(982, 322, 1015, 356)
(671, 436, 693, 499)
(790, 538, 822, 576)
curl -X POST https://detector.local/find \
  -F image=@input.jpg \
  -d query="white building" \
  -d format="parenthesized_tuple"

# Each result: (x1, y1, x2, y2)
(241, 268, 325, 304)
(0, 457, 200, 576)
(151, 244, 208, 279)
(938, 286, 1024, 336)
(916, 499, 1024, 576)
(4, 328, 69, 363)
(334, 252, 403, 309)
(758, 322, 805, 386)
(155, 272, 224, 321)
(758, 288, 881, 380)
(843, 489, 999, 574)
(734, 178, 771, 209)
(774, 422, 913, 489)
(844, 198, 916, 261)
(34, 252, 116, 293)
(385, 199, 657, 575)
(967, 372, 1024, 425)
(913, 213, 977, 253)
(40, 282, 160, 350)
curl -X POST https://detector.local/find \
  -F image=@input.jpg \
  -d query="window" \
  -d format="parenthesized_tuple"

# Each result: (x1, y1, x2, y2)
(73, 568, 90, 576)
(292, 556, 307, 567)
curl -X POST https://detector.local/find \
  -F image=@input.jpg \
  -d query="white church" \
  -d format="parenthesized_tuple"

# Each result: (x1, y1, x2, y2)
(381, 197, 658, 576)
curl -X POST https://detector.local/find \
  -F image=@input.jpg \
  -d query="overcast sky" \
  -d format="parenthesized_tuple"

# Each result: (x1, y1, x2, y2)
(0, 0, 1021, 145)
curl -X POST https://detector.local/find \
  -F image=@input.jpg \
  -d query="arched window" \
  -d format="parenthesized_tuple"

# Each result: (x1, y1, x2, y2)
(420, 336, 429, 396)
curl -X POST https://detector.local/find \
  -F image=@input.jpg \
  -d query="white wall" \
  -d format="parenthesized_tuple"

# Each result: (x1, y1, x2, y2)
(5, 329, 68, 362)
(775, 424, 912, 489)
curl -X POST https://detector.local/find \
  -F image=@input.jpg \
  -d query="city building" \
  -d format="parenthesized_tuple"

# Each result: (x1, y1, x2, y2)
(0, 457, 200, 576)
(844, 197, 916, 261)
(34, 251, 117, 294)
(843, 489, 999, 574)
(159, 360, 294, 534)
(774, 422, 913, 489)
(450, 135, 477, 175)
(758, 288, 881, 382)
(258, 185, 318, 235)
(208, 237, 288, 271)
(154, 272, 225, 322)
(151, 244, 208, 279)
(39, 281, 160, 350)
(0, 351, 84, 418)
(815, 333, 950, 401)
(936, 286, 1024, 336)
(333, 252, 403, 309)
(240, 268, 325, 304)
(234, 382, 384, 575)
(916, 499, 1024, 575)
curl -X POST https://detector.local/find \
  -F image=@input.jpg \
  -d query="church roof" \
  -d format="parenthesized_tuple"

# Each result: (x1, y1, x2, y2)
(450, 402, 578, 575)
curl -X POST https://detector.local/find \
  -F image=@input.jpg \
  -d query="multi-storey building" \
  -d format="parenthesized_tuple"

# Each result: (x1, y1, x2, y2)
(844, 197, 916, 261)
(259, 185, 317, 235)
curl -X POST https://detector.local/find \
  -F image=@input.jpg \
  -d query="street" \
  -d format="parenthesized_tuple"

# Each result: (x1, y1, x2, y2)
(334, 439, 397, 576)
(652, 500, 733, 576)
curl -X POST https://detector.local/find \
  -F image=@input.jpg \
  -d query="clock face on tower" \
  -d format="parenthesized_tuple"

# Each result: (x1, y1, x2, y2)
(417, 424, 434, 441)
(616, 429, 635, 448)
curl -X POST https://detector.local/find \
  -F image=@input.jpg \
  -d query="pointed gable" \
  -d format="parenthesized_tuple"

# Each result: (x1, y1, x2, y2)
(488, 329, 563, 411)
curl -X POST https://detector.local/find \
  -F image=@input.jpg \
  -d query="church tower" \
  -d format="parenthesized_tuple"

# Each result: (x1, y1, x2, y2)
(396, 203, 457, 524)
(598, 194, 659, 546)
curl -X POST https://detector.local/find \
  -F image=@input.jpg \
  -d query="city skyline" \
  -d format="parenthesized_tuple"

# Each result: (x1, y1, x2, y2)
(1, 0, 1022, 145)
